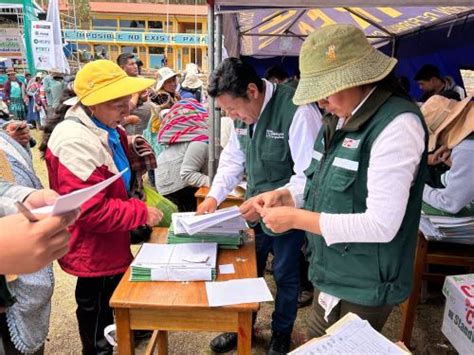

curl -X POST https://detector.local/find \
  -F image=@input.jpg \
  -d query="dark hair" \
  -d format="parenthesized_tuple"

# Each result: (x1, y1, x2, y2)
(264, 65, 289, 82)
(116, 53, 135, 67)
(414, 64, 441, 81)
(207, 57, 263, 99)
(375, 71, 413, 101)
(39, 87, 76, 159)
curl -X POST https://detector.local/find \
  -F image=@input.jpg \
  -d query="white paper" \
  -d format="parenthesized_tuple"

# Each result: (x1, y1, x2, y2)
(32, 168, 128, 215)
(172, 207, 247, 236)
(205, 277, 273, 307)
(219, 264, 235, 274)
(132, 243, 217, 269)
(290, 314, 406, 355)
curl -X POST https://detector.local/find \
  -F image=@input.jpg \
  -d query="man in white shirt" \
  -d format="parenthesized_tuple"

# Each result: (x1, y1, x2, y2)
(197, 58, 322, 354)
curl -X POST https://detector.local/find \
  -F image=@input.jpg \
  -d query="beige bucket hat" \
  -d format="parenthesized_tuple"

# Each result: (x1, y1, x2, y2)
(421, 95, 473, 151)
(294, 24, 397, 105)
(182, 73, 203, 89)
(155, 67, 180, 91)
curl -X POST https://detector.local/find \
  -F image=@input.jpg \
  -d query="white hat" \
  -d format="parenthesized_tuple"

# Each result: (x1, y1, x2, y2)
(155, 67, 179, 91)
(185, 63, 199, 76)
(181, 73, 203, 90)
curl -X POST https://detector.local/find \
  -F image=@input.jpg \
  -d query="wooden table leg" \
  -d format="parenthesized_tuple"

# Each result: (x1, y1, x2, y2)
(115, 308, 134, 355)
(399, 232, 428, 347)
(157, 331, 168, 355)
(237, 312, 252, 355)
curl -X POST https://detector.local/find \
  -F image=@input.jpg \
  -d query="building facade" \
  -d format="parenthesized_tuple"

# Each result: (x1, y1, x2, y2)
(62, 1, 208, 73)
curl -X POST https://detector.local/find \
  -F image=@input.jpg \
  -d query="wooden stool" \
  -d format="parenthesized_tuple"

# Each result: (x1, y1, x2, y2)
(399, 232, 474, 346)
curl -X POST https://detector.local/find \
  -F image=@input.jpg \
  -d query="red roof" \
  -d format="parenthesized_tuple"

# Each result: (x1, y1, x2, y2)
(88, 2, 208, 16)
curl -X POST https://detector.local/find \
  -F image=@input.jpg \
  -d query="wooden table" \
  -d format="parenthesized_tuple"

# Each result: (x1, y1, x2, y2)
(110, 228, 258, 355)
(195, 186, 245, 208)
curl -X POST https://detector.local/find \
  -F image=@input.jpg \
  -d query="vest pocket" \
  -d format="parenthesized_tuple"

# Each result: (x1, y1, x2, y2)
(261, 150, 290, 182)
(324, 170, 356, 213)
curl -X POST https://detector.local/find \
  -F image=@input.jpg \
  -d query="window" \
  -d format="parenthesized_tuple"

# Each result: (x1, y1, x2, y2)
(149, 47, 165, 55)
(179, 22, 202, 34)
(120, 20, 145, 32)
(120, 46, 137, 54)
(148, 20, 163, 32)
(92, 18, 117, 30)
(183, 48, 189, 55)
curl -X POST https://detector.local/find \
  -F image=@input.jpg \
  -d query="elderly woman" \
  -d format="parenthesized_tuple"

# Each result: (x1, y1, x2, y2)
(253, 24, 427, 338)
(42, 60, 163, 354)
(155, 98, 209, 211)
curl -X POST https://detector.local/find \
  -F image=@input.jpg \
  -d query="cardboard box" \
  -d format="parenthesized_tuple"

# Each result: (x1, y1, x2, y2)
(442, 274, 474, 355)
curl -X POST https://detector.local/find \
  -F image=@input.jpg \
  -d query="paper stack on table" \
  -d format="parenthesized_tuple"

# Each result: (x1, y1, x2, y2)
(289, 312, 410, 354)
(167, 207, 248, 249)
(173, 206, 247, 235)
(420, 203, 474, 244)
(130, 243, 218, 282)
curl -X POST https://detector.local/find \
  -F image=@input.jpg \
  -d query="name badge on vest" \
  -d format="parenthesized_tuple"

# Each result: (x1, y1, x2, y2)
(342, 138, 360, 149)
(235, 128, 248, 136)
(266, 129, 285, 139)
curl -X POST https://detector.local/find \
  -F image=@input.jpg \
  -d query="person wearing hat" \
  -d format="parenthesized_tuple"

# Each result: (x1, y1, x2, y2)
(4, 69, 27, 120)
(151, 67, 181, 109)
(252, 24, 428, 339)
(179, 71, 203, 102)
(421, 95, 474, 215)
(42, 69, 66, 117)
(43, 60, 163, 354)
(26, 72, 47, 128)
(197, 57, 322, 354)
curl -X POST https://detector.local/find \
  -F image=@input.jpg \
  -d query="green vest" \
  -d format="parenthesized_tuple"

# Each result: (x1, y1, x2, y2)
(304, 87, 428, 306)
(235, 83, 297, 197)
(235, 83, 298, 233)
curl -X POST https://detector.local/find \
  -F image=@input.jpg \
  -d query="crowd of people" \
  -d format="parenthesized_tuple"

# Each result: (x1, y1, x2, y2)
(0, 23, 473, 355)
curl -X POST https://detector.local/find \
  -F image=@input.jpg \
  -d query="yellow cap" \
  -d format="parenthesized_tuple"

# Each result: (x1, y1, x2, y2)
(74, 60, 155, 106)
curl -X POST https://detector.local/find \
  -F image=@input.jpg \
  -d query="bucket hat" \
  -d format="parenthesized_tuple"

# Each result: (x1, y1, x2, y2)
(294, 24, 397, 105)
(73, 60, 155, 106)
(421, 95, 473, 151)
(155, 67, 179, 91)
(181, 73, 203, 90)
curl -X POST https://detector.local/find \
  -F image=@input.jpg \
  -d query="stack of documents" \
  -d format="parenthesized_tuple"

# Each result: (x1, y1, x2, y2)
(420, 203, 474, 244)
(289, 312, 410, 354)
(130, 243, 217, 281)
(168, 207, 247, 249)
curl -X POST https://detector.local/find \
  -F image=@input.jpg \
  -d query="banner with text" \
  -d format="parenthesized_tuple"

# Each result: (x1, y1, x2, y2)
(31, 21, 55, 70)
(0, 28, 24, 60)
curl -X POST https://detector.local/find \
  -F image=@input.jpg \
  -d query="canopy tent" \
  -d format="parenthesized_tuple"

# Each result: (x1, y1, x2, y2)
(205, 1, 474, 178)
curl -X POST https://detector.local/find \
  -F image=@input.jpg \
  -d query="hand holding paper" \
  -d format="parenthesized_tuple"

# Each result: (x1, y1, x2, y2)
(31, 168, 128, 216)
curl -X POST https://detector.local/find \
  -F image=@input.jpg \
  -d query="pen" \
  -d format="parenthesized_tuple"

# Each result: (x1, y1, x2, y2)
(15, 201, 39, 222)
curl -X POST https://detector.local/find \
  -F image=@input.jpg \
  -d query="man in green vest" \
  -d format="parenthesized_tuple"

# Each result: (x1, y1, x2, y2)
(197, 57, 322, 354)
(252, 24, 428, 340)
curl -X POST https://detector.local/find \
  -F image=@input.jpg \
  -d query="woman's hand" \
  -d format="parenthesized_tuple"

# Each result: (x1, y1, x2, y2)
(252, 189, 295, 211)
(258, 206, 297, 233)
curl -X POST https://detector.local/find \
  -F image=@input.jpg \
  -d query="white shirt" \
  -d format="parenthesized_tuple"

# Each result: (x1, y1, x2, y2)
(208, 79, 323, 204)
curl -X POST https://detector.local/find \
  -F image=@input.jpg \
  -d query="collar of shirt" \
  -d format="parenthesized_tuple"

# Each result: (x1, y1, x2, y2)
(252, 79, 276, 133)
(337, 86, 377, 130)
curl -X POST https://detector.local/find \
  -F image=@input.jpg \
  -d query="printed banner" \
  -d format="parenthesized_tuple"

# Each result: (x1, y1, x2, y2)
(0, 28, 24, 59)
(31, 21, 55, 70)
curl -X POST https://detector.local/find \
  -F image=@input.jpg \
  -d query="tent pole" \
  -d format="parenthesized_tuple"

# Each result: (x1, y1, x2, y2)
(207, 3, 217, 183)
(214, 13, 223, 165)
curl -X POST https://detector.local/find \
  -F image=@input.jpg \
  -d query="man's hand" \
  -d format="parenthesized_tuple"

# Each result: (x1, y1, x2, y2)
(239, 197, 260, 223)
(24, 189, 58, 209)
(428, 145, 451, 166)
(0, 209, 79, 274)
(146, 206, 164, 226)
(252, 189, 295, 211)
(196, 197, 218, 215)
(258, 206, 297, 234)
(5, 121, 30, 147)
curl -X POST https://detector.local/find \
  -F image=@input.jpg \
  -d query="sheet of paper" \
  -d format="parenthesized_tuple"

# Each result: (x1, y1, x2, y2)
(31, 168, 128, 215)
(219, 264, 235, 274)
(290, 313, 408, 355)
(205, 277, 273, 307)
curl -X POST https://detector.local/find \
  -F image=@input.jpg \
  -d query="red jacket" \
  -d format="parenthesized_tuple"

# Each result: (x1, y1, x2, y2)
(45, 105, 148, 277)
